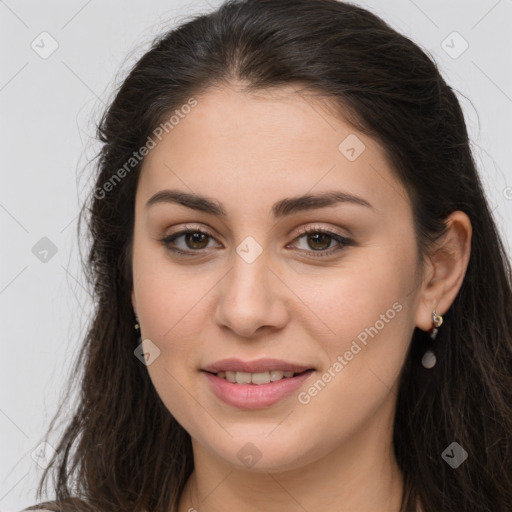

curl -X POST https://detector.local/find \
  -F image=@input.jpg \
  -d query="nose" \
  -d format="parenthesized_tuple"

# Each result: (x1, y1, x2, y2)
(214, 250, 289, 339)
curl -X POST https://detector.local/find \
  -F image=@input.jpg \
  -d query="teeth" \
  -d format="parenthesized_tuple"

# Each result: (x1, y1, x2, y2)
(236, 371, 252, 384)
(217, 370, 297, 384)
(270, 370, 284, 382)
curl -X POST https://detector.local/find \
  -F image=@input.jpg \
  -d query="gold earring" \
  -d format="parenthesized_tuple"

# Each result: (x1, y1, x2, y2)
(432, 310, 443, 328)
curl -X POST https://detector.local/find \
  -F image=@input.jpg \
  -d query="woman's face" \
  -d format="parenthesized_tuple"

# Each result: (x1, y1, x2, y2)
(131, 84, 425, 472)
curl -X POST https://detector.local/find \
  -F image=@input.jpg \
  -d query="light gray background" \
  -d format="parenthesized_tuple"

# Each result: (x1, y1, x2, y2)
(1, 1, 511, 510)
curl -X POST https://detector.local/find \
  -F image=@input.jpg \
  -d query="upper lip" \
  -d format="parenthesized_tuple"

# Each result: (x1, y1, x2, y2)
(202, 358, 314, 374)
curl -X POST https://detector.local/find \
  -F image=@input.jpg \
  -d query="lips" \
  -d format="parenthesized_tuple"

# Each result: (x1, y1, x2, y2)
(203, 369, 315, 409)
(202, 357, 314, 374)
(201, 358, 316, 409)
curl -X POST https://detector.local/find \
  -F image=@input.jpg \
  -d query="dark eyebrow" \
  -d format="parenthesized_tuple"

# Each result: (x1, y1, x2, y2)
(144, 189, 374, 217)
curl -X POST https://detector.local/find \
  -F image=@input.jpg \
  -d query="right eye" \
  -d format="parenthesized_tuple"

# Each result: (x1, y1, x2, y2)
(160, 227, 220, 255)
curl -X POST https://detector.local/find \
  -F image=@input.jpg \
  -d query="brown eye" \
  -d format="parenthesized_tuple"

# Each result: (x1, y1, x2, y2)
(290, 227, 353, 258)
(304, 232, 333, 251)
(161, 228, 219, 255)
(182, 231, 209, 249)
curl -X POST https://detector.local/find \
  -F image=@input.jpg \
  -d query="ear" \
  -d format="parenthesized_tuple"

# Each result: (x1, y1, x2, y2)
(414, 211, 472, 331)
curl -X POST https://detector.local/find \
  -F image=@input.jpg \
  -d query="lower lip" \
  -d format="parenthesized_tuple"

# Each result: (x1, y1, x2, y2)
(202, 370, 315, 409)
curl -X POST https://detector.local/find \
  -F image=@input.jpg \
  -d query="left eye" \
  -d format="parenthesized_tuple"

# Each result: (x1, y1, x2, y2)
(160, 227, 352, 257)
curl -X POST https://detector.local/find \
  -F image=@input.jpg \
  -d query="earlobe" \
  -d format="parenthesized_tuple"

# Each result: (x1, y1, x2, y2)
(414, 296, 441, 332)
(414, 210, 472, 332)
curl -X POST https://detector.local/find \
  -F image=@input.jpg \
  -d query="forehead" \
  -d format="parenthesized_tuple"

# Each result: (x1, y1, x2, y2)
(137, 84, 410, 217)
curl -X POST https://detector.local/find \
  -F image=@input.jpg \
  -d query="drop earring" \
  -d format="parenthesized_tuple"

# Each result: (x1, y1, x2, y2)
(134, 314, 141, 344)
(421, 310, 443, 369)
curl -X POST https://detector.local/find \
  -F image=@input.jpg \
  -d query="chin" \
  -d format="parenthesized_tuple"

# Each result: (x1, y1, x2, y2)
(203, 431, 325, 474)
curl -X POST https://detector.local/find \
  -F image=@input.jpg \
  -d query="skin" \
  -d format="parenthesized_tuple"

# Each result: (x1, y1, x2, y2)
(130, 83, 472, 512)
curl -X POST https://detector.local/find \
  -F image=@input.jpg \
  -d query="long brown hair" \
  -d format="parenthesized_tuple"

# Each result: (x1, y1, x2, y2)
(26, 1, 512, 511)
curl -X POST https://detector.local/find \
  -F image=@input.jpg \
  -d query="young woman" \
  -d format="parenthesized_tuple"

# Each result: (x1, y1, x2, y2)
(24, 0, 512, 511)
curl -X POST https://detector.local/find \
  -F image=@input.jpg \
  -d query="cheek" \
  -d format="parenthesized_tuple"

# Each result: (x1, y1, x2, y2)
(133, 237, 214, 344)
(132, 248, 214, 409)
(135, 270, 211, 364)
(291, 274, 414, 454)
(135, 274, 207, 434)
(304, 242, 416, 389)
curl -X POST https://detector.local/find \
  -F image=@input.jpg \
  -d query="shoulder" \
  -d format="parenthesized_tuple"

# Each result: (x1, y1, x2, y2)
(20, 509, 54, 512)
(20, 498, 94, 512)
(20, 506, 58, 512)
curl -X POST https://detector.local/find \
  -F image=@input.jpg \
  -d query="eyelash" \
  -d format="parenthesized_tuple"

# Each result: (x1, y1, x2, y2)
(159, 225, 353, 258)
